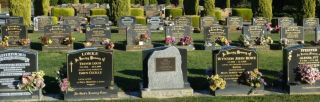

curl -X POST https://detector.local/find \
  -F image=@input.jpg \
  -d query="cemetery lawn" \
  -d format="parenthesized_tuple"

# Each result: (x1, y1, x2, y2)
(25, 32, 317, 101)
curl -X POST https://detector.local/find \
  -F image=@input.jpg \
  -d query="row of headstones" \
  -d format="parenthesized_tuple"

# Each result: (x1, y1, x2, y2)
(0, 45, 319, 100)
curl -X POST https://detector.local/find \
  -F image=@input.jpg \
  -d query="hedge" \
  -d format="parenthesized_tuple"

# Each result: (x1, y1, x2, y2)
(191, 15, 200, 28)
(50, 0, 59, 6)
(303, 0, 316, 18)
(232, 8, 253, 21)
(34, 0, 50, 16)
(251, 0, 273, 22)
(130, 8, 144, 17)
(165, 0, 171, 5)
(52, 16, 59, 24)
(9, 0, 32, 26)
(52, 7, 75, 17)
(215, 10, 222, 20)
(90, 8, 107, 16)
(80, 0, 96, 3)
(204, 0, 215, 16)
(184, 0, 199, 15)
(149, 0, 158, 4)
(136, 16, 146, 25)
(110, 0, 131, 24)
(165, 8, 183, 18)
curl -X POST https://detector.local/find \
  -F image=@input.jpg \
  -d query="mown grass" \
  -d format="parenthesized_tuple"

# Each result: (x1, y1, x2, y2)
(20, 31, 320, 101)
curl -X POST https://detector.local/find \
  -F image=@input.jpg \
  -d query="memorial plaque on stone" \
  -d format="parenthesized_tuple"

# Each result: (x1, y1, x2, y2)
(147, 16, 162, 31)
(242, 25, 267, 46)
(42, 25, 73, 52)
(213, 47, 261, 96)
(226, 16, 243, 31)
(174, 16, 192, 26)
(142, 46, 192, 98)
(90, 16, 109, 25)
(1, 25, 29, 48)
(0, 49, 39, 100)
(201, 16, 218, 32)
(62, 16, 81, 31)
(252, 17, 268, 26)
(278, 17, 294, 28)
(280, 26, 304, 46)
(33, 16, 54, 31)
(126, 24, 153, 51)
(85, 24, 111, 48)
(284, 46, 320, 94)
(303, 18, 319, 30)
(203, 25, 228, 50)
(118, 16, 136, 28)
(65, 48, 118, 100)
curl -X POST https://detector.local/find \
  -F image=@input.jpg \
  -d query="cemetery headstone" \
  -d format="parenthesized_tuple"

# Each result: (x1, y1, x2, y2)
(33, 16, 54, 31)
(118, 16, 136, 34)
(213, 47, 263, 96)
(203, 25, 229, 50)
(65, 48, 118, 100)
(141, 46, 193, 98)
(62, 16, 81, 31)
(0, 49, 40, 100)
(84, 24, 111, 48)
(242, 25, 268, 48)
(145, 4, 160, 17)
(147, 16, 163, 32)
(126, 24, 153, 51)
(174, 16, 192, 27)
(303, 18, 319, 30)
(283, 46, 320, 94)
(226, 16, 243, 31)
(201, 16, 218, 33)
(165, 25, 195, 51)
(0, 16, 23, 26)
(278, 17, 295, 28)
(252, 17, 268, 26)
(280, 26, 304, 47)
(1, 24, 29, 48)
(89, 16, 109, 25)
(42, 25, 73, 52)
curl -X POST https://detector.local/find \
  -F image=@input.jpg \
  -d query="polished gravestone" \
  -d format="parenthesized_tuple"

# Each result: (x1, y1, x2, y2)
(126, 24, 153, 51)
(283, 46, 320, 94)
(174, 16, 192, 27)
(203, 25, 228, 50)
(142, 46, 192, 98)
(278, 17, 295, 28)
(0, 49, 40, 100)
(33, 16, 54, 32)
(242, 25, 268, 48)
(62, 16, 81, 31)
(201, 16, 218, 33)
(213, 47, 263, 96)
(65, 48, 118, 100)
(165, 25, 195, 51)
(85, 24, 111, 48)
(89, 16, 109, 25)
(147, 16, 162, 32)
(280, 26, 304, 47)
(118, 16, 136, 34)
(42, 25, 73, 52)
(303, 18, 319, 31)
(226, 16, 243, 31)
(252, 17, 268, 26)
(1, 24, 29, 48)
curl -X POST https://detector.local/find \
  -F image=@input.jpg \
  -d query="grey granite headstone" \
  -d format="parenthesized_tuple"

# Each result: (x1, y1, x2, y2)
(204, 25, 228, 50)
(303, 18, 319, 30)
(90, 16, 109, 25)
(252, 17, 268, 26)
(278, 17, 294, 28)
(147, 16, 162, 31)
(62, 16, 81, 31)
(201, 16, 218, 33)
(118, 16, 136, 29)
(226, 16, 243, 29)
(33, 16, 54, 31)
(174, 16, 192, 26)
(316, 27, 320, 43)
(280, 26, 304, 46)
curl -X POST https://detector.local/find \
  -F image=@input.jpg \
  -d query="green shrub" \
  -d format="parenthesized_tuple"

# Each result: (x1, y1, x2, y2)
(73, 0, 80, 3)
(80, 0, 96, 3)
(52, 16, 59, 24)
(191, 15, 200, 28)
(165, 0, 171, 5)
(144, 0, 149, 5)
(130, 8, 144, 17)
(34, 0, 50, 16)
(52, 7, 75, 17)
(110, 0, 131, 24)
(165, 8, 183, 18)
(136, 16, 146, 25)
(184, 0, 199, 15)
(303, 0, 316, 18)
(251, 0, 273, 22)
(50, 0, 59, 6)
(96, 0, 109, 4)
(232, 8, 253, 21)
(178, 0, 184, 7)
(9, 0, 32, 26)
(90, 8, 107, 16)
(59, 0, 74, 4)
(226, 0, 230, 8)
(149, 0, 158, 4)
(204, 0, 215, 16)
(215, 10, 222, 20)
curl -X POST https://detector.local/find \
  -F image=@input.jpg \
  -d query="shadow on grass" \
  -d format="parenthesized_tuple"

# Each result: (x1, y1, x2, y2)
(30, 42, 42, 51)
(118, 70, 141, 78)
(193, 40, 204, 50)
(188, 68, 209, 90)
(260, 69, 285, 93)
(43, 76, 60, 94)
(114, 41, 126, 51)
(115, 76, 141, 92)
(74, 42, 85, 50)
(152, 41, 165, 48)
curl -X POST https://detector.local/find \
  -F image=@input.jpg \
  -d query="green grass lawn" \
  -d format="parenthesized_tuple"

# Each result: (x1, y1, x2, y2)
(18, 31, 320, 101)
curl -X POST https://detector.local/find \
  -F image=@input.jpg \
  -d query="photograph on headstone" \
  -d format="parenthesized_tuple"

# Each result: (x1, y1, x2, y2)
(240, 25, 273, 48)
(84, 24, 113, 49)
(126, 24, 153, 51)
(165, 25, 195, 51)
(203, 25, 230, 50)
(40, 25, 74, 52)
(0, 25, 30, 48)
(280, 26, 304, 47)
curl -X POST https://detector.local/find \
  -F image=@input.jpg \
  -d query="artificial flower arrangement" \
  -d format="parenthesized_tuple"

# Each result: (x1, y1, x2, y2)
(296, 64, 320, 84)
(39, 36, 53, 45)
(18, 39, 31, 46)
(164, 36, 176, 45)
(56, 70, 73, 93)
(207, 74, 226, 91)
(178, 35, 193, 46)
(239, 68, 267, 94)
(239, 35, 273, 47)
(83, 38, 115, 50)
(136, 33, 151, 45)
(210, 36, 231, 47)
(17, 70, 46, 93)
(0, 36, 9, 48)
(61, 36, 75, 45)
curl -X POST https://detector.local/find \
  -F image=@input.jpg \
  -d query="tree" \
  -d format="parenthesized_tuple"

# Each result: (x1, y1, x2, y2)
(226, 0, 230, 8)
(252, 0, 273, 22)
(204, 0, 215, 16)
(165, 0, 171, 6)
(110, 0, 131, 24)
(303, 0, 316, 18)
(184, 0, 199, 15)
(34, 0, 50, 16)
(9, 0, 32, 26)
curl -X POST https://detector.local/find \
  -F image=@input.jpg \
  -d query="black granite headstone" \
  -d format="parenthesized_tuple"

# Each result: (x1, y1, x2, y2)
(85, 24, 111, 48)
(203, 25, 228, 50)
(62, 16, 81, 31)
(280, 26, 304, 46)
(1, 25, 29, 48)
(42, 25, 73, 52)
(126, 24, 153, 51)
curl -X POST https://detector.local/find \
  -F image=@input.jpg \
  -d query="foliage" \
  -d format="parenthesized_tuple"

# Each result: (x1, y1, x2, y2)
(9, 0, 32, 26)
(17, 71, 46, 93)
(203, 0, 215, 16)
(184, 0, 199, 15)
(191, 15, 200, 28)
(90, 8, 107, 16)
(215, 10, 222, 20)
(178, 0, 184, 7)
(297, 64, 320, 84)
(52, 7, 75, 17)
(80, 0, 96, 3)
(207, 75, 226, 91)
(165, 8, 183, 18)
(144, 0, 149, 5)
(232, 8, 253, 21)
(136, 16, 146, 25)
(303, 0, 316, 18)
(130, 8, 144, 17)
(226, 0, 230, 8)
(165, 0, 171, 6)
(251, 0, 273, 22)
(110, 0, 131, 25)
(0, 36, 9, 48)
(149, 0, 158, 4)
(52, 16, 59, 25)
(34, 0, 50, 16)
(50, 0, 59, 6)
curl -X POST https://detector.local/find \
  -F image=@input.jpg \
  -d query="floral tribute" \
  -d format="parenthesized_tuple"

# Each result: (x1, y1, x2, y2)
(213, 36, 231, 47)
(0, 36, 9, 47)
(135, 32, 151, 45)
(17, 71, 46, 93)
(39, 36, 53, 45)
(0, 36, 30, 47)
(164, 36, 176, 45)
(84, 38, 115, 50)
(178, 35, 193, 46)
(57, 70, 73, 93)
(297, 64, 320, 84)
(239, 68, 267, 94)
(18, 39, 31, 46)
(207, 75, 226, 91)
(61, 36, 75, 45)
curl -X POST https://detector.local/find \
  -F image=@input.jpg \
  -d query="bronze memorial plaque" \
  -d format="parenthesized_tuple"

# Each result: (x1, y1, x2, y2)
(156, 57, 176, 72)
